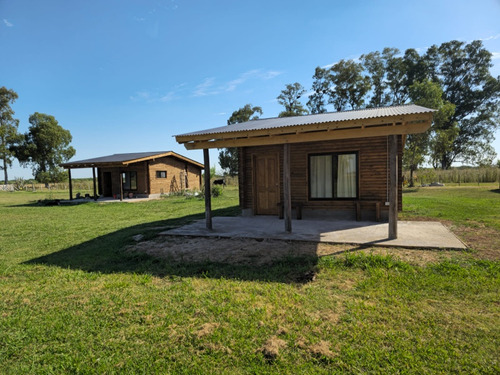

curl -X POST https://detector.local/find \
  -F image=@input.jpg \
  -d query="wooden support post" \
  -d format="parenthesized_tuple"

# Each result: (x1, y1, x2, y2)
(283, 143, 292, 232)
(145, 161, 150, 196)
(388, 135, 398, 239)
(203, 148, 212, 230)
(68, 168, 73, 200)
(92, 167, 97, 201)
(119, 172, 123, 201)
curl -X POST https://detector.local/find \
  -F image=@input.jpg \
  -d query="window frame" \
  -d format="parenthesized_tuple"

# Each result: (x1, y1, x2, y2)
(156, 170, 167, 179)
(308, 151, 359, 201)
(121, 171, 138, 191)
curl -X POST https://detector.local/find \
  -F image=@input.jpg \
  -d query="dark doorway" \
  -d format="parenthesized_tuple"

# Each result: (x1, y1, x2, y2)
(103, 172, 112, 197)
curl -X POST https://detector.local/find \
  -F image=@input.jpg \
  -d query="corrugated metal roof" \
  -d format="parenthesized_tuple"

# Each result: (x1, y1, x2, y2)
(63, 152, 170, 165)
(61, 151, 204, 168)
(176, 104, 434, 138)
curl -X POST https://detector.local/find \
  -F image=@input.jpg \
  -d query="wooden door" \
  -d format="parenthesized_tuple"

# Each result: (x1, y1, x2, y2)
(254, 153, 279, 215)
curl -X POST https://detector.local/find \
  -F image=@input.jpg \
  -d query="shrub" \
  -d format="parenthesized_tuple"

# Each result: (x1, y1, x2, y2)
(12, 177, 26, 191)
(211, 185, 223, 197)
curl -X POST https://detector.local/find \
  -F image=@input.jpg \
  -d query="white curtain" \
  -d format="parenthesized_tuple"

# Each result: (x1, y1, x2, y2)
(337, 154, 356, 197)
(310, 155, 333, 198)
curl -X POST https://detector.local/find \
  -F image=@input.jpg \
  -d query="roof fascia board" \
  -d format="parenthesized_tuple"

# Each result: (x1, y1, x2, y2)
(175, 113, 432, 144)
(183, 120, 431, 150)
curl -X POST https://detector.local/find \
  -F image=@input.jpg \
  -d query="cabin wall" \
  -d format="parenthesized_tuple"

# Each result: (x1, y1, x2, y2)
(98, 157, 202, 198)
(239, 136, 403, 216)
(148, 157, 202, 195)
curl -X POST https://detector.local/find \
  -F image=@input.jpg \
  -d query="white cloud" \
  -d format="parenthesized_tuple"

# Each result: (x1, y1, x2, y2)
(491, 52, 500, 60)
(193, 69, 283, 97)
(130, 90, 175, 102)
(3, 19, 13, 27)
(225, 70, 260, 92)
(193, 77, 217, 97)
(261, 70, 282, 80)
(480, 34, 500, 42)
(129, 91, 151, 101)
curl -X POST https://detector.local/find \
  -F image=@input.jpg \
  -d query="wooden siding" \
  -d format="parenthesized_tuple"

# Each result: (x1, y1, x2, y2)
(98, 157, 202, 197)
(148, 157, 202, 194)
(240, 136, 403, 214)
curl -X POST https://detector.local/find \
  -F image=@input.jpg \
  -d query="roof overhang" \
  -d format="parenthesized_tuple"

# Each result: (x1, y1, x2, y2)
(176, 112, 434, 150)
(61, 151, 204, 169)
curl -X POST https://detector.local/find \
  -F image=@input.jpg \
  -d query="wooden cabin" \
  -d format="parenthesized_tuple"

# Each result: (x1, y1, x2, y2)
(175, 104, 434, 239)
(61, 151, 203, 200)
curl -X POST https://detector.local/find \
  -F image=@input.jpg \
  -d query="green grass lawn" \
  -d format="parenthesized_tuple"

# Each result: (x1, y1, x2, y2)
(401, 184, 500, 230)
(0, 186, 499, 374)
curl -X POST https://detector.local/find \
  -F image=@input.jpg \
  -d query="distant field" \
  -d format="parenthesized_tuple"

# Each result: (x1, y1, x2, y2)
(0, 186, 498, 373)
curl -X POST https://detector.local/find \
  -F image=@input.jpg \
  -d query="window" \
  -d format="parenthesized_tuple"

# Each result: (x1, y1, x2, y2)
(156, 171, 167, 178)
(122, 171, 137, 190)
(309, 152, 358, 199)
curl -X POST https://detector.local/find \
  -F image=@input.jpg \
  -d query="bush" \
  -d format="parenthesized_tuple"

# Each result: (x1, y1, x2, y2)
(12, 177, 26, 191)
(211, 185, 223, 197)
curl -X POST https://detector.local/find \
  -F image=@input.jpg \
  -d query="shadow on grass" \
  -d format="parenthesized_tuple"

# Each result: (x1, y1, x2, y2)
(491, 188, 500, 194)
(25, 206, 320, 284)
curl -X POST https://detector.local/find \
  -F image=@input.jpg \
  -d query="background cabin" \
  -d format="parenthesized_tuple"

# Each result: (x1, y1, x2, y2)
(61, 151, 203, 199)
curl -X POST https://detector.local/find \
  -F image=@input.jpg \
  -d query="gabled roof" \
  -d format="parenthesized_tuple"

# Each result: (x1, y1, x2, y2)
(61, 151, 204, 169)
(175, 104, 435, 150)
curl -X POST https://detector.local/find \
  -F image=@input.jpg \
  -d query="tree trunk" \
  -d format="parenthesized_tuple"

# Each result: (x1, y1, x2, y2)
(409, 168, 415, 188)
(3, 158, 7, 185)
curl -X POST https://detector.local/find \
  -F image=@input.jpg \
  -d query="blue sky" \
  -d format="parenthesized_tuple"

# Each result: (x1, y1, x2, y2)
(2, 0, 500, 179)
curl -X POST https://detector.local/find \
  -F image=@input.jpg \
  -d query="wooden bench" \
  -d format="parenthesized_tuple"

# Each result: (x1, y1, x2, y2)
(277, 201, 303, 220)
(355, 200, 382, 222)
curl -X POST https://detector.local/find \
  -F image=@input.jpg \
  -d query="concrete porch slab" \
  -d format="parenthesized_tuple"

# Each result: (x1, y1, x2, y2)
(160, 216, 466, 250)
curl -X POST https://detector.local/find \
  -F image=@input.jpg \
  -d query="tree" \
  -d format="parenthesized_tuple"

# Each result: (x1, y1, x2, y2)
(308, 60, 371, 113)
(327, 59, 371, 111)
(277, 82, 308, 117)
(360, 50, 390, 108)
(307, 67, 329, 114)
(14, 112, 75, 183)
(423, 40, 500, 169)
(218, 104, 262, 176)
(0, 87, 21, 184)
(404, 80, 455, 186)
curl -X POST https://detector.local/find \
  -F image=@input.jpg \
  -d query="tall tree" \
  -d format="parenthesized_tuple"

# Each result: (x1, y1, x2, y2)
(218, 104, 262, 176)
(0, 87, 21, 184)
(329, 60, 371, 111)
(14, 112, 75, 183)
(307, 67, 328, 114)
(423, 40, 500, 169)
(404, 80, 455, 186)
(308, 60, 371, 113)
(277, 82, 308, 117)
(360, 51, 390, 108)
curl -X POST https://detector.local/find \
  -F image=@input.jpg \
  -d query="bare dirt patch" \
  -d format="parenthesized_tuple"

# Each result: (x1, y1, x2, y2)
(127, 235, 464, 266)
(128, 236, 343, 265)
(451, 223, 500, 260)
(309, 340, 337, 359)
(259, 336, 287, 361)
(195, 322, 219, 338)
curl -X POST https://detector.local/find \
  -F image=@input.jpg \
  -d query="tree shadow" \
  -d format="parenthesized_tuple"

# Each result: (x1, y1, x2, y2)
(490, 188, 500, 194)
(25, 206, 320, 284)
